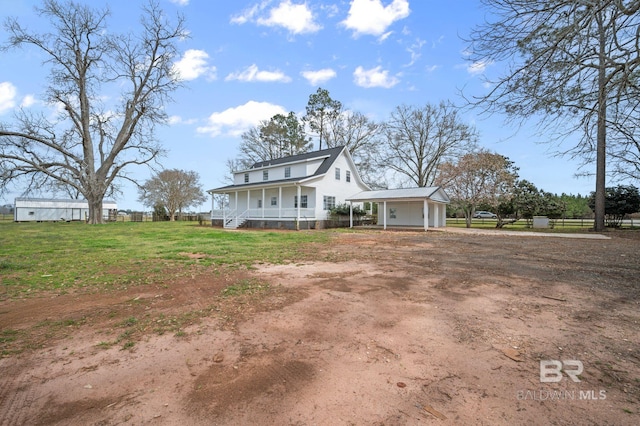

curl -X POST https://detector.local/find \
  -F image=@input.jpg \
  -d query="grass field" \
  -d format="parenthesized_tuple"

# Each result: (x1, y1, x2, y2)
(0, 221, 327, 299)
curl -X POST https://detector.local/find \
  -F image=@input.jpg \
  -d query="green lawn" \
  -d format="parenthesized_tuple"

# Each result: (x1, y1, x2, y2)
(0, 221, 327, 299)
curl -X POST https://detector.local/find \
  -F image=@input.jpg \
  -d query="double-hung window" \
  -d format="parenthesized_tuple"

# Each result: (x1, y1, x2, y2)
(323, 196, 336, 210)
(335, 167, 340, 180)
(244, 173, 249, 183)
(263, 170, 268, 181)
(285, 167, 291, 178)
(346, 170, 351, 182)
(294, 195, 308, 208)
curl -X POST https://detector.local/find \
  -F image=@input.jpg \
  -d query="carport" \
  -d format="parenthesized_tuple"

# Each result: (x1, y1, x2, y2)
(346, 187, 450, 231)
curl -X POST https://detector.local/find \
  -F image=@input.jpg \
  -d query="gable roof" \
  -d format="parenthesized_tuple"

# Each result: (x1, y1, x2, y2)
(209, 146, 348, 192)
(346, 187, 450, 203)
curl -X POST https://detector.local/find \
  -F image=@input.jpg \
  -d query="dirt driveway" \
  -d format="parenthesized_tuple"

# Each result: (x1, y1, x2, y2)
(1, 230, 639, 425)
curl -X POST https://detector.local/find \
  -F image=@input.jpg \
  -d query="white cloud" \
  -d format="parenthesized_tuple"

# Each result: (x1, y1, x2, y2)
(230, 2, 266, 25)
(169, 0, 189, 6)
(0, 81, 17, 115)
(232, 1, 321, 35)
(173, 49, 216, 81)
(258, 0, 321, 34)
(404, 38, 426, 67)
(196, 101, 287, 137)
(20, 94, 37, 108)
(353, 66, 400, 88)
(341, 0, 410, 38)
(168, 115, 197, 125)
(301, 68, 337, 86)
(467, 59, 493, 75)
(225, 64, 291, 83)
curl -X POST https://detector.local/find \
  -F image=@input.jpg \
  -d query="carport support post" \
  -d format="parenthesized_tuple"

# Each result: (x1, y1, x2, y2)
(383, 201, 387, 230)
(423, 199, 429, 231)
(349, 202, 353, 228)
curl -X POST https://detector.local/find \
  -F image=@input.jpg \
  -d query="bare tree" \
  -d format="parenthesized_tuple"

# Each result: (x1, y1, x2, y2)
(436, 150, 518, 228)
(465, 0, 640, 231)
(0, 0, 185, 223)
(380, 102, 478, 188)
(325, 110, 383, 188)
(138, 169, 206, 221)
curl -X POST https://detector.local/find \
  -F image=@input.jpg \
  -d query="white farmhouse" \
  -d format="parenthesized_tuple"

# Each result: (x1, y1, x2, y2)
(209, 146, 369, 229)
(208, 146, 450, 230)
(14, 198, 118, 222)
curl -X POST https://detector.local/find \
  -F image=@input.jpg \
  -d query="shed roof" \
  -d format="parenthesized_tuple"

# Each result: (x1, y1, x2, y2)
(346, 187, 450, 203)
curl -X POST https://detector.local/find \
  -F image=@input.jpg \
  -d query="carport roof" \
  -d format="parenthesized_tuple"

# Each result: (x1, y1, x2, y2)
(346, 187, 449, 203)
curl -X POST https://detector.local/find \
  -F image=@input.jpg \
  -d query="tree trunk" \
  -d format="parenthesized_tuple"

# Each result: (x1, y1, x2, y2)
(87, 197, 104, 224)
(594, 13, 607, 232)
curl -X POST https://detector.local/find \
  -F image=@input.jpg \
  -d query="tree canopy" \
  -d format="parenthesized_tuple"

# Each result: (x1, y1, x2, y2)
(0, 0, 185, 223)
(436, 150, 518, 227)
(236, 112, 312, 168)
(138, 169, 206, 221)
(588, 184, 640, 227)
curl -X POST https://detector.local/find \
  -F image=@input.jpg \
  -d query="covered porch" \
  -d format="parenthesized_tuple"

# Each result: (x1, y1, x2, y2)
(209, 183, 318, 229)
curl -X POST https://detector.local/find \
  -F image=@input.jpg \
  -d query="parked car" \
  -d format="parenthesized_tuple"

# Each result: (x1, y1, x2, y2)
(473, 211, 497, 219)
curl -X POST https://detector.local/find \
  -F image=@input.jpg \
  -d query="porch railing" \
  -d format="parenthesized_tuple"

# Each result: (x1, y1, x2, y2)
(212, 208, 317, 220)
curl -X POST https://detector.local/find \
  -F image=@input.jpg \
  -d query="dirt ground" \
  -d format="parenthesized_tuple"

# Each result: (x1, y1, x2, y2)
(1, 229, 639, 425)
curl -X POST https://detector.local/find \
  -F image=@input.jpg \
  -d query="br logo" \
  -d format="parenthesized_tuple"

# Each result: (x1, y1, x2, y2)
(540, 360, 583, 383)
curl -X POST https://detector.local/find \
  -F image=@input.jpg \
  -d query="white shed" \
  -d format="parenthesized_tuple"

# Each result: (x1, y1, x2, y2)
(14, 198, 118, 222)
(346, 187, 450, 231)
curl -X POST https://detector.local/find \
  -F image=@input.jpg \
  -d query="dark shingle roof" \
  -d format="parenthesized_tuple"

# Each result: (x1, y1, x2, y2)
(209, 146, 346, 192)
(250, 146, 344, 171)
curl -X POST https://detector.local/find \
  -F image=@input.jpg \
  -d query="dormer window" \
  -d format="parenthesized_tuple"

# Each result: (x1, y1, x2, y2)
(244, 173, 249, 183)
(335, 167, 340, 180)
(263, 170, 268, 181)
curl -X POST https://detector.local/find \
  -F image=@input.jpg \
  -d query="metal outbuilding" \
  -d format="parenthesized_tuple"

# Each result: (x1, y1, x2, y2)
(14, 198, 118, 222)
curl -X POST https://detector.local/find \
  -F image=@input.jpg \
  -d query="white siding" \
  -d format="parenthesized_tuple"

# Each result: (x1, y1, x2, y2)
(14, 199, 117, 222)
(311, 151, 367, 219)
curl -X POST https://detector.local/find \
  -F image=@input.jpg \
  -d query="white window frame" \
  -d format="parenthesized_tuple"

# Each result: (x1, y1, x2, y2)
(346, 170, 351, 182)
(285, 166, 291, 178)
(335, 167, 340, 180)
(244, 173, 249, 183)
(263, 170, 268, 181)
(323, 195, 336, 210)
(271, 196, 277, 206)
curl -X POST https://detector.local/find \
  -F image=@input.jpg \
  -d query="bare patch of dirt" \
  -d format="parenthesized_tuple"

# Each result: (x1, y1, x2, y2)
(1, 230, 639, 425)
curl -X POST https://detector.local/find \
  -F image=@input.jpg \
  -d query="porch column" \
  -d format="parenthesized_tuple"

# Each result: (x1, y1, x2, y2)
(433, 204, 439, 227)
(222, 193, 225, 224)
(235, 191, 239, 225)
(349, 201, 353, 228)
(278, 186, 282, 218)
(296, 185, 302, 230)
(423, 199, 429, 231)
(383, 201, 387, 230)
(247, 190, 250, 217)
(262, 188, 265, 218)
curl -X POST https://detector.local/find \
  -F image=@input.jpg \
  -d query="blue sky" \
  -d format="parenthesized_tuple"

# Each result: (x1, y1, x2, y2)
(1, 0, 600, 211)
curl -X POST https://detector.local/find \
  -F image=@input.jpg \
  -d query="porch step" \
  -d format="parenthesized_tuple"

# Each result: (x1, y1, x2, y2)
(224, 217, 247, 229)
